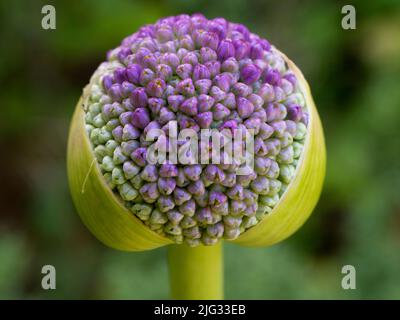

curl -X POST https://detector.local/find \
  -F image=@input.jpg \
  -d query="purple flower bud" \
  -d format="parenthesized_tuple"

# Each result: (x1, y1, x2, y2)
(284, 72, 297, 87)
(223, 215, 242, 228)
(217, 39, 235, 61)
(227, 184, 244, 200)
(193, 64, 211, 81)
(102, 102, 123, 120)
(159, 162, 178, 178)
(142, 54, 158, 70)
(126, 64, 142, 84)
(232, 82, 252, 97)
(262, 68, 281, 86)
(167, 95, 185, 112)
(179, 97, 198, 116)
(210, 86, 226, 102)
(219, 119, 238, 132)
(120, 81, 135, 98)
(141, 164, 159, 182)
(122, 123, 140, 140)
(250, 176, 270, 195)
(266, 160, 280, 179)
(178, 114, 200, 131)
(113, 68, 127, 83)
(131, 107, 150, 129)
(196, 96, 214, 114)
(164, 84, 175, 97)
(140, 38, 158, 52)
(122, 98, 134, 111)
(146, 78, 166, 98)
(183, 226, 201, 239)
(182, 52, 199, 65)
(264, 138, 281, 157)
(236, 172, 257, 187)
(197, 32, 219, 51)
(287, 104, 303, 122)
(285, 120, 297, 136)
(139, 68, 155, 85)
(207, 222, 224, 238)
(167, 210, 184, 225)
(214, 73, 231, 92)
(180, 216, 196, 229)
(130, 87, 148, 108)
(140, 182, 160, 203)
(204, 164, 225, 183)
(117, 47, 131, 62)
(194, 190, 209, 207)
(271, 120, 287, 137)
(195, 111, 213, 129)
(174, 20, 190, 37)
(159, 107, 176, 124)
(173, 187, 192, 205)
(209, 191, 227, 207)
(158, 177, 176, 195)
(241, 64, 261, 85)
(254, 137, 268, 156)
(205, 61, 221, 78)
(102, 75, 113, 91)
(123, 161, 140, 179)
(157, 195, 175, 212)
(108, 84, 122, 101)
(196, 207, 213, 225)
(243, 117, 261, 134)
(187, 180, 205, 196)
(176, 64, 193, 79)
(161, 53, 180, 70)
(230, 200, 246, 216)
(221, 57, 239, 73)
(237, 97, 255, 118)
(248, 93, 264, 109)
(243, 203, 257, 216)
(119, 112, 133, 126)
(148, 97, 165, 115)
(156, 25, 174, 43)
(158, 41, 176, 53)
(179, 199, 196, 216)
(177, 78, 195, 96)
(281, 78, 294, 95)
(213, 103, 230, 120)
(112, 126, 123, 142)
(131, 147, 147, 166)
(257, 123, 273, 140)
(274, 86, 286, 102)
(180, 35, 195, 50)
(135, 47, 152, 64)
(183, 165, 202, 181)
(224, 227, 241, 239)
(199, 47, 217, 62)
(265, 103, 286, 122)
(234, 39, 250, 60)
(195, 79, 213, 95)
(249, 42, 264, 60)
(156, 64, 173, 80)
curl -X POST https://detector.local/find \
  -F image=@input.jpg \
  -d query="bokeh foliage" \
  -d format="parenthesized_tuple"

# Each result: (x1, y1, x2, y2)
(0, 0, 399, 299)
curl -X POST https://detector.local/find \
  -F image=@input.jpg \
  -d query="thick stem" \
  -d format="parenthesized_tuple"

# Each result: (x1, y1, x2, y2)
(167, 242, 223, 300)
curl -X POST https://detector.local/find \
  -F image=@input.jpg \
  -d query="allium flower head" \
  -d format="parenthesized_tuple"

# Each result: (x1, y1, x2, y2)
(68, 14, 325, 250)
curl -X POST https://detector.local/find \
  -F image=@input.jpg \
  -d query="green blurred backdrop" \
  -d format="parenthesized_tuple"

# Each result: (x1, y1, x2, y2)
(1, 0, 400, 299)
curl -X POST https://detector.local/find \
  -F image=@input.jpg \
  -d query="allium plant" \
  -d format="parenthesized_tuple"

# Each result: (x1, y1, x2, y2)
(68, 14, 325, 299)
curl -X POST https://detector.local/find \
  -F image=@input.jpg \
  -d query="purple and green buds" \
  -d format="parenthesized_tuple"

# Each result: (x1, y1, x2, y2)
(71, 13, 324, 248)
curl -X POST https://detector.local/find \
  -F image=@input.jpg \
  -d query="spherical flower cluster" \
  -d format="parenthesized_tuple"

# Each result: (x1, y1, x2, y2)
(82, 14, 309, 246)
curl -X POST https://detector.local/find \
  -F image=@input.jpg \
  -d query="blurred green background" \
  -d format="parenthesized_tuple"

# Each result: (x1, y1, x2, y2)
(1, 0, 400, 299)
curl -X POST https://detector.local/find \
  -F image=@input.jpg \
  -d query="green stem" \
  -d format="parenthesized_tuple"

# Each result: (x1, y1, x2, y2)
(167, 242, 223, 300)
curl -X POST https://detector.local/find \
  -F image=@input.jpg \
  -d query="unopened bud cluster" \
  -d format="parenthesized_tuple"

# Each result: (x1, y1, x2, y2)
(82, 14, 309, 246)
